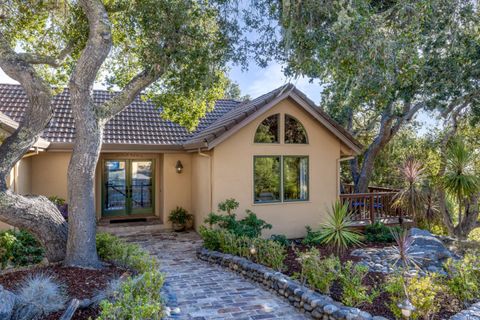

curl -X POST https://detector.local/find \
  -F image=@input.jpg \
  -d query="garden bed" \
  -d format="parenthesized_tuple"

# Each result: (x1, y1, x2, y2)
(0, 264, 129, 320)
(283, 241, 458, 319)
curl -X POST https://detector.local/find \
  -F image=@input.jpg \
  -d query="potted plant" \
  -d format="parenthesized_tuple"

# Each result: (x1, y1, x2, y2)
(168, 207, 193, 232)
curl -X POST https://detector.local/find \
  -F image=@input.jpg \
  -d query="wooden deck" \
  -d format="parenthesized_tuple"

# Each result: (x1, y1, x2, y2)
(340, 185, 412, 227)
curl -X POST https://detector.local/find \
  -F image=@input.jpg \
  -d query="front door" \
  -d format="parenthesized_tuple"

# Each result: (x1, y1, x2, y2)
(103, 159, 154, 217)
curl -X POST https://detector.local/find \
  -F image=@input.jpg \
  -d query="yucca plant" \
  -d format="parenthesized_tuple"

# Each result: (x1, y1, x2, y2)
(443, 140, 480, 222)
(393, 157, 426, 224)
(390, 228, 417, 269)
(315, 201, 363, 254)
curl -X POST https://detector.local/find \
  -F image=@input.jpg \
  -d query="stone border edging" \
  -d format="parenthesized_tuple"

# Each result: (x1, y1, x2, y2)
(450, 302, 480, 320)
(196, 248, 387, 320)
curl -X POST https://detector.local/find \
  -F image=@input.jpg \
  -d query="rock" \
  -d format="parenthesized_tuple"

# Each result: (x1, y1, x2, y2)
(409, 228, 452, 261)
(324, 304, 339, 315)
(0, 286, 16, 320)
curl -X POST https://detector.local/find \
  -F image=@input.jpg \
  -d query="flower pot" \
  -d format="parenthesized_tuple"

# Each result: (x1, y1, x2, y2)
(172, 222, 185, 232)
(186, 219, 194, 230)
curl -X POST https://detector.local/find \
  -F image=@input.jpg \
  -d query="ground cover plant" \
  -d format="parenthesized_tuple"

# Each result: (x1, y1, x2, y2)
(0, 232, 164, 320)
(0, 229, 44, 269)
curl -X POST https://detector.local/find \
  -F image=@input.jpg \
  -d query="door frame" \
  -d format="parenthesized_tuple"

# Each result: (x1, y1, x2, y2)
(101, 159, 156, 217)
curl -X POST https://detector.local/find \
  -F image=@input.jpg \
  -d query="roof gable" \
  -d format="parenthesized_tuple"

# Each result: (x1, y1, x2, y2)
(183, 84, 362, 154)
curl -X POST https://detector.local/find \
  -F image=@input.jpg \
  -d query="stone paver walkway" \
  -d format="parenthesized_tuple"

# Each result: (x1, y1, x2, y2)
(124, 231, 308, 320)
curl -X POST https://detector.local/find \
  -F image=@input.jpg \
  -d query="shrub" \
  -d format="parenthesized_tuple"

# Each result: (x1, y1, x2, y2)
(339, 261, 378, 307)
(297, 248, 340, 294)
(48, 195, 68, 219)
(95, 233, 165, 319)
(96, 233, 158, 273)
(408, 274, 444, 320)
(16, 274, 68, 315)
(168, 206, 193, 225)
(315, 201, 363, 253)
(469, 228, 480, 242)
(218, 198, 239, 214)
(198, 227, 285, 271)
(251, 238, 286, 271)
(97, 270, 165, 320)
(0, 230, 44, 269)
(384, 273, 406, 319)
(364, 221, 401, 243)
(302, 226, 322, 246)
(204, 201, 272, 238)
(270, 234, 290, 247)
(443, 252, 480, 303)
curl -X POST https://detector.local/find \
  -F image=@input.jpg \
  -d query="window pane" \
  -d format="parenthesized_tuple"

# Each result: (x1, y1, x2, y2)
(283, 156, 309, 201)
(131, 161, 153, 210)
(254, 156, 281, 203)
(104, 160, 127, 211)
(254, 114, 279, 143)
(285, 114, 308, 144)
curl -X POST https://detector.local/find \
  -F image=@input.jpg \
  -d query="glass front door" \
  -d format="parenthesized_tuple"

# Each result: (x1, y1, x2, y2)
(103, 160, 154, 217)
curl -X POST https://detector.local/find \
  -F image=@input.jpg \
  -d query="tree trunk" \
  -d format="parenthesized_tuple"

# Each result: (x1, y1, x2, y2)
(0, 191, 67, 262)
(0, 35, 68, 262)
(64, 95, 104, 268)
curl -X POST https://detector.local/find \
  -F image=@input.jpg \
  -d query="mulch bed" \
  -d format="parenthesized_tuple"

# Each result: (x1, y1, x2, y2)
(284, 240, 457, 319)
(0, 263, 129, 320)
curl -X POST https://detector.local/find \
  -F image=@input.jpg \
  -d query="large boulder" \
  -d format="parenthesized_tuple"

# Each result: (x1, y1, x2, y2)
(0, 285, 16, 320)
(409, 227, 453, 262)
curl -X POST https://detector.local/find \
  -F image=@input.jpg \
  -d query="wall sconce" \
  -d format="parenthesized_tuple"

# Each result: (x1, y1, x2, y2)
(175, 160, 183, 174)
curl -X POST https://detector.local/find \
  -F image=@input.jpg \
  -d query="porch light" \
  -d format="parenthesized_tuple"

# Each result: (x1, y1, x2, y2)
(398, 298, 415, 319)
(175, 160, 183, 174)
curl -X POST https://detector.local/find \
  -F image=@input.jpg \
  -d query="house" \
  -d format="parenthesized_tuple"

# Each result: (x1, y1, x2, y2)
(0, 83, 361, 238)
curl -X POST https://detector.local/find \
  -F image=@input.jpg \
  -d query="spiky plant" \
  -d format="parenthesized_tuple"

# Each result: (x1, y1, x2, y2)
(393, 157, 426, 224)
(16, 274, 68, 315)
(315, 201, 363, 254)
(390, 228, 417, 270)
(443, 140, 480, 222)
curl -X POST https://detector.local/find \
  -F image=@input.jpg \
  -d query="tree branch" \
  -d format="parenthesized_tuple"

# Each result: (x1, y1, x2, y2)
(99, 67, 162, 120)
(0, 31, 54, 189)
(18, 43, 74, 68)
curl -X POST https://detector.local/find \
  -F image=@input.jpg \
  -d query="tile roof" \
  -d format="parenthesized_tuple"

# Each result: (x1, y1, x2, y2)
(0, 84, 240, 145)
(0, 83, 361, 152)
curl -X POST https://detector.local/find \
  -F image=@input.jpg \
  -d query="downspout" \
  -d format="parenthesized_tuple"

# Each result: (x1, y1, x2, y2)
(197, 147, 213, 213)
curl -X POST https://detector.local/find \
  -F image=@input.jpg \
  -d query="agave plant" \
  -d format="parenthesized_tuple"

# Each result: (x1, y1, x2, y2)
(392, 156, 426, 224)
(315, 201, 363, 254)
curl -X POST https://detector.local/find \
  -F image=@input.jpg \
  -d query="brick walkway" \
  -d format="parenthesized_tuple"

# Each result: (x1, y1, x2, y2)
(125, 231, 308, 320)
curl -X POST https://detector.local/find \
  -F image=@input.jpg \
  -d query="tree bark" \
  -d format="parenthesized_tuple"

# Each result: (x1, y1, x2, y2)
(0, 31, 68, 262)
(352, 102, 423, 193)
(64, 0, 112, 268)
(0, 191, 68, 262)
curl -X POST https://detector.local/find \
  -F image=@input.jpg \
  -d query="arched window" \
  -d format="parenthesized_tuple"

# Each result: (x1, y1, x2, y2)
(284, 114, 308, 144)
(254, 114, 279, 143)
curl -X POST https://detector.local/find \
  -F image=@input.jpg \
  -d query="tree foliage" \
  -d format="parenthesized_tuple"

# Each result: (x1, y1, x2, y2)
(244, 0, 480, 191)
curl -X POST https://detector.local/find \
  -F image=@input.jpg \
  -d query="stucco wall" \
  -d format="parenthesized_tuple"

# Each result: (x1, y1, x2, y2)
(162, 153, 192, 226)
(31, 152, 70, 201)
(209, 98, 342, 238)
(191, 152, 212, 229)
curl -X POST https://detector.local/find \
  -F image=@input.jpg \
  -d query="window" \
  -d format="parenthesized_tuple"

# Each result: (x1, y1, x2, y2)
(285, 114, 308, 144)
(254, 156, 281, 203)
(283, 156, 309, 201)
(254, 156, 309, 203)
(254, 114, 279, 143)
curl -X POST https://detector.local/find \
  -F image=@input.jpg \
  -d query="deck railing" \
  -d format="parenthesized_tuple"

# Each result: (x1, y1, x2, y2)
(339, 191, 408, 225)
(342, 184, 400, 194)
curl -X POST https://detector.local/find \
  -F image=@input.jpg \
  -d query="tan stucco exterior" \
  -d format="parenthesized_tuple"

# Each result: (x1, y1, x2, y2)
(1, 96, 356, 236)
(206, 98, 343, 238)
